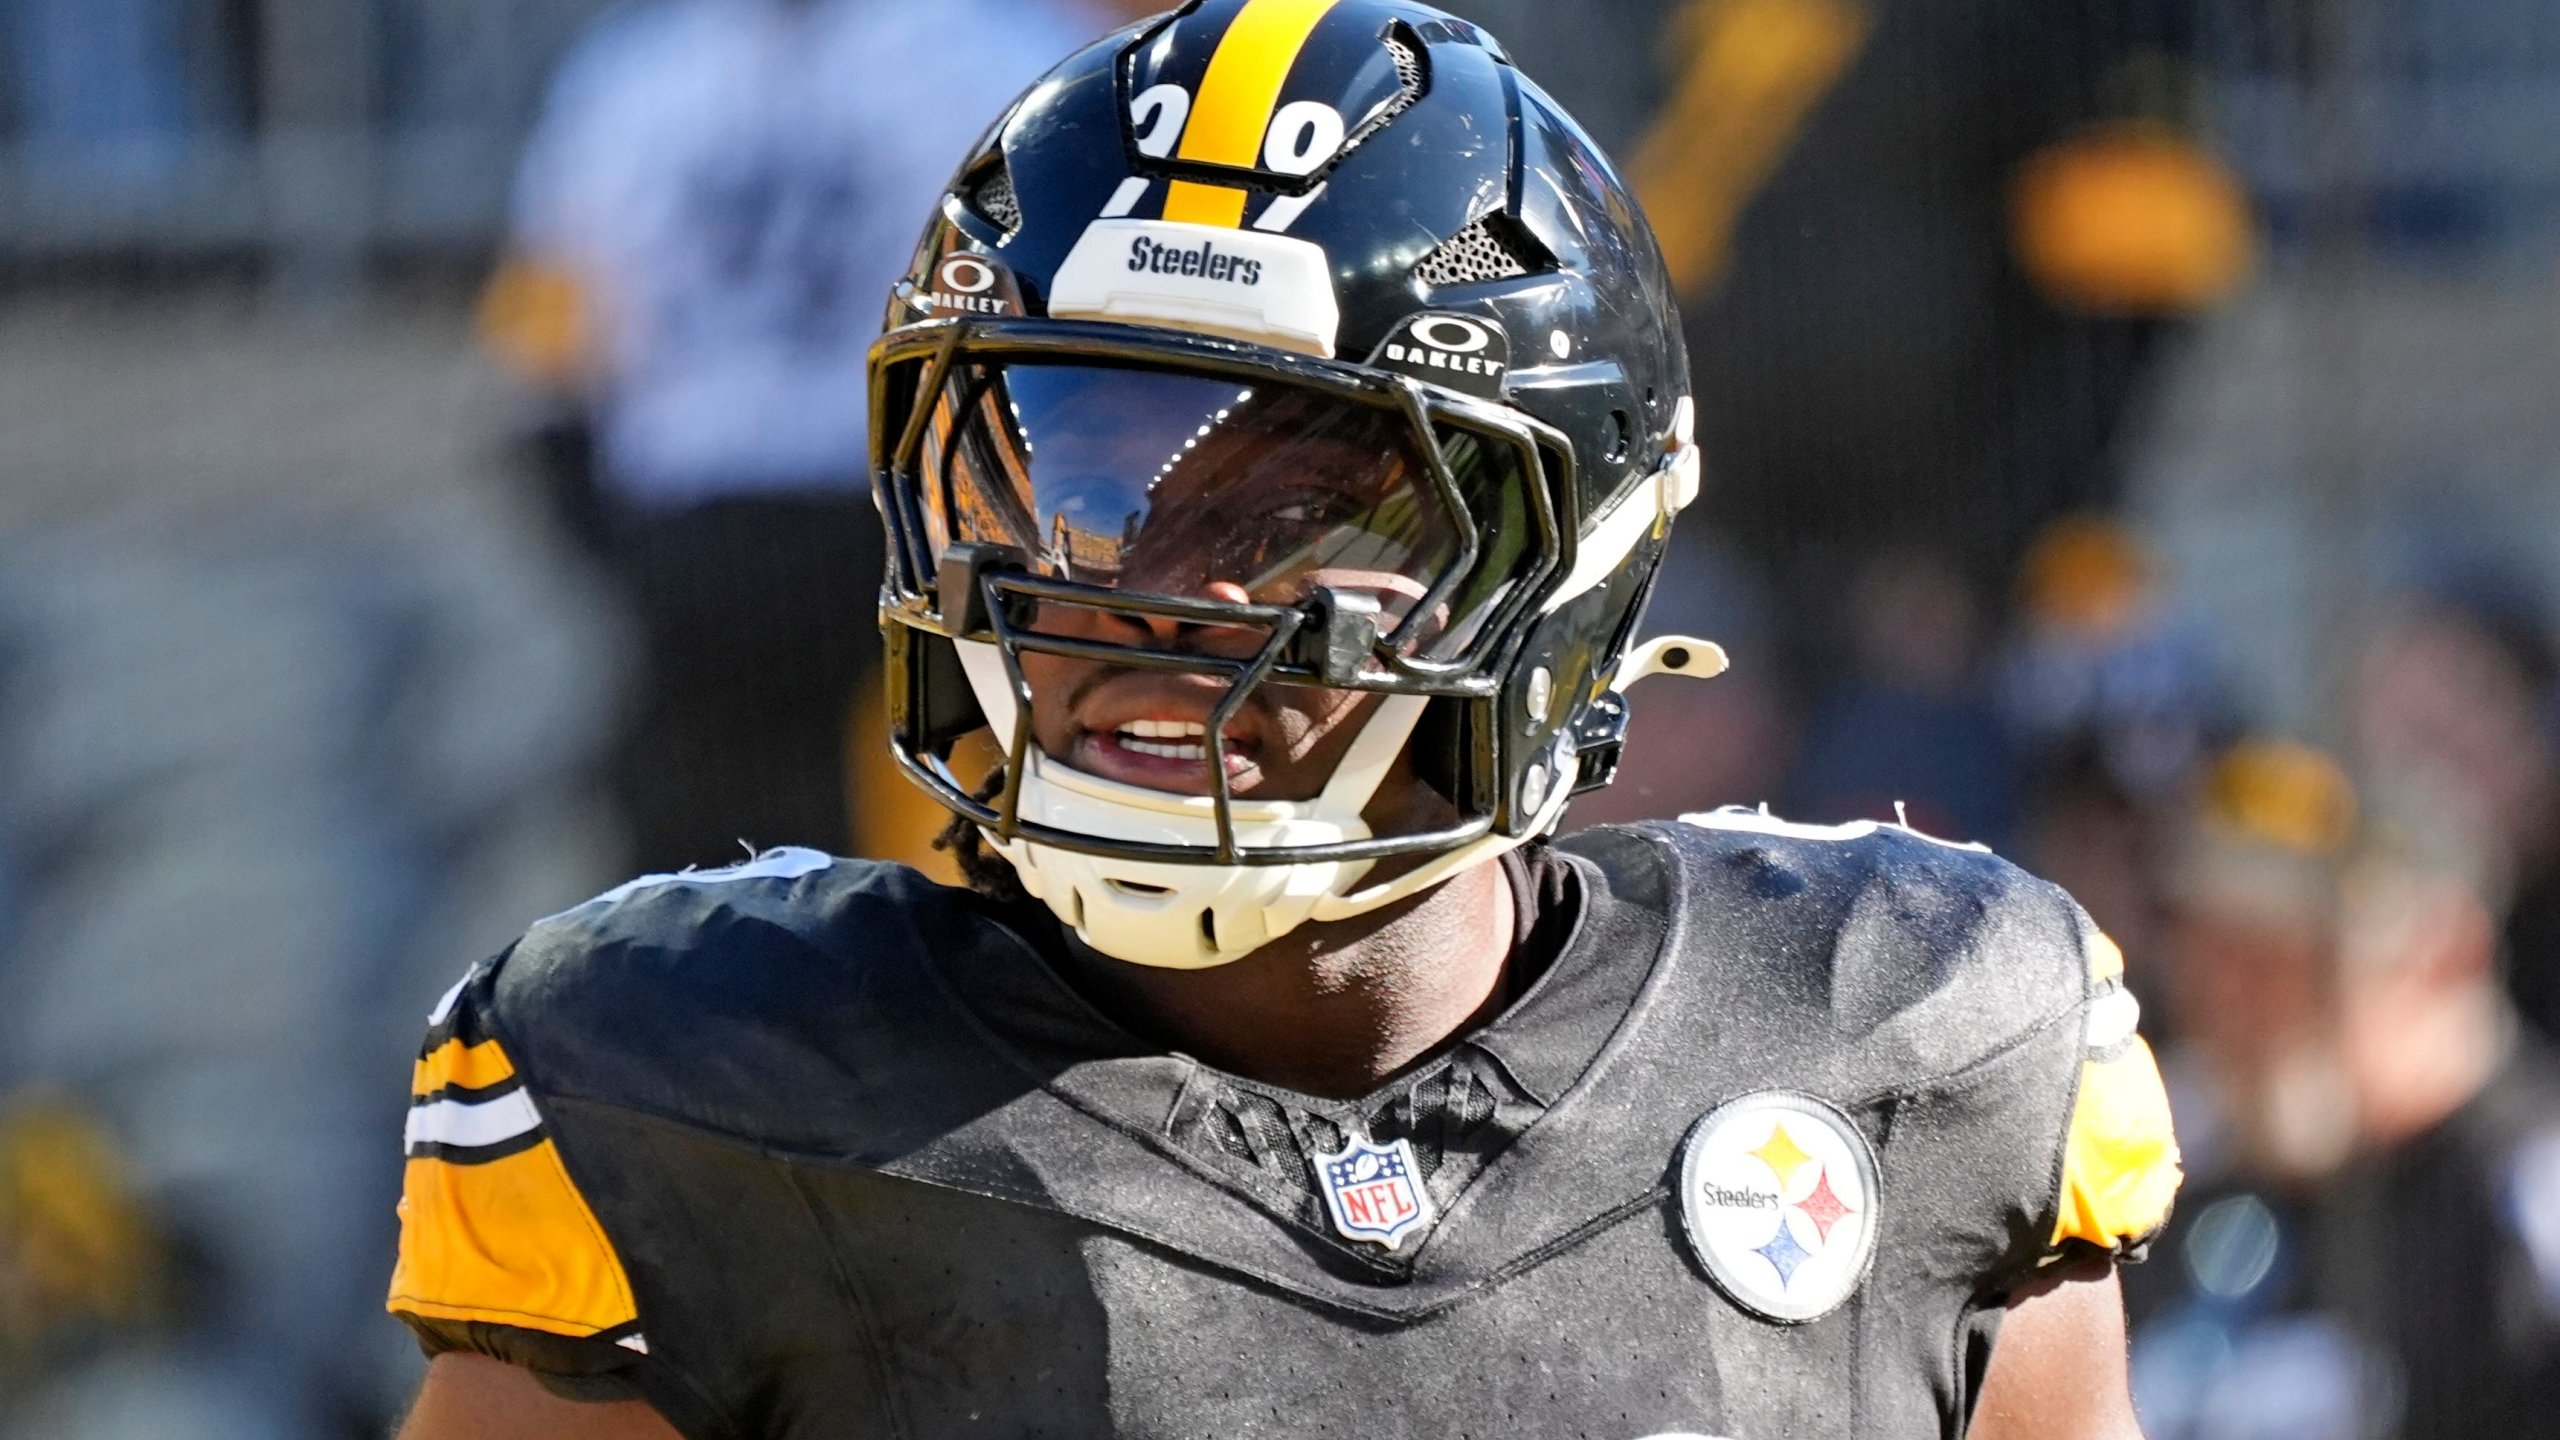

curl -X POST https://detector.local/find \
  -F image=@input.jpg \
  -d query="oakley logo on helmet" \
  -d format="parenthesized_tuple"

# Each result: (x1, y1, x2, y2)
(915, 253, 1023, 318)
(1367, 312, 1511, 399)
(941, 256, 998, 294)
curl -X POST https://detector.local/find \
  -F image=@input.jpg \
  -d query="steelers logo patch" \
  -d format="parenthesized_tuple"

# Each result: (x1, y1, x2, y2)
(1677, 1091, 1881, 1324)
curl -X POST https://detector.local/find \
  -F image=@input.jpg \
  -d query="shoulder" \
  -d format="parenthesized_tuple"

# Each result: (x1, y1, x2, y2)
(1567, 813, 2182, 1273)
(480, 849, 1005, 1136)
(388, 851, 1015, 1363)
(1568, 809, 2099, 1076)
(1655, 804, 2057, 904)
(510, 846, 950, 982)
(1599, 807, 2090, 981)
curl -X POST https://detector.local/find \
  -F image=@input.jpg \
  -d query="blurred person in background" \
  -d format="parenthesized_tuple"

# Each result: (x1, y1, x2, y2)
(477, 0, 1138, 874)
(2128, 739, 2560, 1438)
(2000, 515, 2229, 968)
(1433, 0, 2244, 858)
(2353, 569, 2560, 1048)
(1998, 515, 2225, 801)
(0, 524, 627, 1440)
(1455, 0, 2243, 625)
(1782, 548, 2017, 847)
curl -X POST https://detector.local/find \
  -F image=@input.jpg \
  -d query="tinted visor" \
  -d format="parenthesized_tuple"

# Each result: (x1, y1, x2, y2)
(907, 360, 1537, 660)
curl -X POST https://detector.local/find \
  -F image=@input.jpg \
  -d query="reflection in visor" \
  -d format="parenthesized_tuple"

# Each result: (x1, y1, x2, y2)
(915, 362, 1529, 657)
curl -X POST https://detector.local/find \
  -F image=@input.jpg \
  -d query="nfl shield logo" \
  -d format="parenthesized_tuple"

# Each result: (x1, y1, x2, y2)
(1313, 1134, 1434, 1250)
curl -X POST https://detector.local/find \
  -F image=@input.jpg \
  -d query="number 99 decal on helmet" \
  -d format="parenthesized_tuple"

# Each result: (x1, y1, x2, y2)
(871, 0, 1704, 969)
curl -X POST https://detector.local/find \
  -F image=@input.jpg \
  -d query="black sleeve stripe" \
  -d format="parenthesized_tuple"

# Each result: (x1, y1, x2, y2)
(417, 956, 507, 1058)
(418, 1000, 500, 1058)
(404, 1127, 551, 1166)
(411, 1074, 528, 1109)
(400, 1313, 645, 1377)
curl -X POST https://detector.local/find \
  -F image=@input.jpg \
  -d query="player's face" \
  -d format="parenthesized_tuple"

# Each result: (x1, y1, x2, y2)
(1018, 420, 1424, 802)
(915, 362, 1497, 802)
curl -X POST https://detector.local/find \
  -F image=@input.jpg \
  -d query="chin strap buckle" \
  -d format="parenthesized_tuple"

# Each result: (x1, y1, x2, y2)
(1570, 634, 1728, 798)
(1568, 690, 1631, 796)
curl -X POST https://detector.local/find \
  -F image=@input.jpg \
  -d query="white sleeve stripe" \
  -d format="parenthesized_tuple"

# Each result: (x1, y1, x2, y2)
(2086, 985, 2143, 1053)
(404, 1089, 543, 1152)
(426, 972, 474, 1027)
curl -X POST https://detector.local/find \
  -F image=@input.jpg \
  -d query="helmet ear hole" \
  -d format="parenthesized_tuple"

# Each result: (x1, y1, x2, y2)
(1405, 696, 1471, 815)
(1606, 410, 1633, 464)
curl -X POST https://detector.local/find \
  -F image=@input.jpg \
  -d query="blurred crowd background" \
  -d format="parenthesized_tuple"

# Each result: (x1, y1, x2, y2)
(1, 0, 2556, 1436)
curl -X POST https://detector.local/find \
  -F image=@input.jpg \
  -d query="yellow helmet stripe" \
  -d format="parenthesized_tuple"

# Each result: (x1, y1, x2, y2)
(1164, 0, 1346, 227)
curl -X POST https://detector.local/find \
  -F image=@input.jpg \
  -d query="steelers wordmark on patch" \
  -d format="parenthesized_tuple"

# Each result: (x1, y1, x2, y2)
(1678, 1091, 1881, 1323)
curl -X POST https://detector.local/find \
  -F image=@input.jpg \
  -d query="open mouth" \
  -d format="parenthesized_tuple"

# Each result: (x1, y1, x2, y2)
(1072, 711, 1267, 795)
(1086, 715, 1259, 779)
(1111, 718, 1225, 763)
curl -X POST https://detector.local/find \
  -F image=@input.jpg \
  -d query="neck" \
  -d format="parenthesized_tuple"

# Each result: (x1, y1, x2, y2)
(1058, 858, 1519, 1100)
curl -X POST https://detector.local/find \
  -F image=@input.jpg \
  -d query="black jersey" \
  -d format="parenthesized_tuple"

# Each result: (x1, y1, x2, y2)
(389, 815, 2179, 1439)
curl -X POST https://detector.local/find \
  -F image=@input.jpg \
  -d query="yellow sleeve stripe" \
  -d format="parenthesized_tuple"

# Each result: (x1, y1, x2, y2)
(2087, 931, 2126, 983)
(412, 1038, 517, 1099)
(388, 1138, 639, 1339)
(2051, 1034, 2183, 1251)
(1164, 0, 1346, 228)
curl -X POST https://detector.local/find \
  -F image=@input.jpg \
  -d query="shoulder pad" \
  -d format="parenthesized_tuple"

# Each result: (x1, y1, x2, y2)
(2050, 934, 2182, 1260)
(1648, 808, 2090, 1085)
(390, 958, 641, 1345)
(490, 849, 1021, 1148)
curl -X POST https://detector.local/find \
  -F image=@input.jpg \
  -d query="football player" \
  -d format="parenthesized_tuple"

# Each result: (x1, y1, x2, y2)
(390, 4, 2179, 1436)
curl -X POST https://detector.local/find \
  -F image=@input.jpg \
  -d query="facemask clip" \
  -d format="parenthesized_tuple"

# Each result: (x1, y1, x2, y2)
(1288, 587, 1384, 686)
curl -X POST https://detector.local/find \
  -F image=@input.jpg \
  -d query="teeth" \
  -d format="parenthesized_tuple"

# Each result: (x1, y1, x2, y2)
(1112, 718, 1240, 763)
(1120, 738, 1208, 761)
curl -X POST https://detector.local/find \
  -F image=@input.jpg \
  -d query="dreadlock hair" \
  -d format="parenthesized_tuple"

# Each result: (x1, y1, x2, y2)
(933, 772, 1032, 905)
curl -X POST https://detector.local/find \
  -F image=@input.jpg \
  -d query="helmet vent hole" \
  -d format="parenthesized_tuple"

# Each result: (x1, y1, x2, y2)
(1414, 215, 1539, 288)
(1386, 33, 1424, 98)
(966, 164, 1022, 236)
(1199, 908, 1221, 952)
(1106, 879, 1174, 898)
(1328, 26, 1428, 172)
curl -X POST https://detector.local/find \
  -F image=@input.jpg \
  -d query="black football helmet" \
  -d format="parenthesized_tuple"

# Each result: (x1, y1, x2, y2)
(870, 0, 1712, 967)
